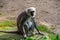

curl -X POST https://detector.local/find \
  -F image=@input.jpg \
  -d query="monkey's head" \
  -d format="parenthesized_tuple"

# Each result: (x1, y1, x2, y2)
(25, 7, 36, 17)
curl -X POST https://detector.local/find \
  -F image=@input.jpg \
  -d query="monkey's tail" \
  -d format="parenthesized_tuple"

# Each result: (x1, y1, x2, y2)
(0, 30, 19, 34)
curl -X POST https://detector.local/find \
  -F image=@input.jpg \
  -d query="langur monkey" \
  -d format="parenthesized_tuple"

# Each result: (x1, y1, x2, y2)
(17, 7, 44, 38)
(0, 7, 44, 39)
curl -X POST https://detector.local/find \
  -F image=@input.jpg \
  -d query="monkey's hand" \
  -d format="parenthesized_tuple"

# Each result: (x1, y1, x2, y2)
(34, 32, 44, 36)
(38, 32, 44, 36)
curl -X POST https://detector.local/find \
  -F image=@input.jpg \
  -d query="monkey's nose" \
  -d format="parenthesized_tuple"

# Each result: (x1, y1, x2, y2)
(30, 11, 34, 16)
(31, 13, 33, 16)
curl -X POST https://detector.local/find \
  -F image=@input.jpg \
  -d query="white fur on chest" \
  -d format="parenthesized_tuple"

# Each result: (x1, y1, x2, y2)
(24, 17, 33, 29)
(28, 19, 32, 27)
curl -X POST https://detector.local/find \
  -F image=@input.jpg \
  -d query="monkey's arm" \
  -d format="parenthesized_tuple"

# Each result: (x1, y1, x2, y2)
(32, 18, 44, 35)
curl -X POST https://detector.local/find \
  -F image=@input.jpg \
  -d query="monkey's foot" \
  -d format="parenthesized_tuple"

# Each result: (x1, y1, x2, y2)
(23, 34, 27, 39)
(28, 34, 34, 37)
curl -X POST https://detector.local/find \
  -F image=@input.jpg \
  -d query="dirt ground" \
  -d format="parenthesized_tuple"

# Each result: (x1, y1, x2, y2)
(0, 0, 60, 35)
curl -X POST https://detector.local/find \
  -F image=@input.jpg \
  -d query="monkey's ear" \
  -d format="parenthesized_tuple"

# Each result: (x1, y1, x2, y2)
(27, 9, 31, 13)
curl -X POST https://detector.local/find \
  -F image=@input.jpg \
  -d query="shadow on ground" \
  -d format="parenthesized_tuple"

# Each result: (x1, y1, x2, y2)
(0, 32, 23, 40)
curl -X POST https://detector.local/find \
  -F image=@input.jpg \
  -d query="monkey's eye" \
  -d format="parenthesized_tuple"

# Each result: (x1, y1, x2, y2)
(30, 11, 34, 14)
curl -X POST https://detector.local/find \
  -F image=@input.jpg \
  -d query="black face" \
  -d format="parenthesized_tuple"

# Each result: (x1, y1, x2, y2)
(30, 11, 34, 16)
(28, 9, 34, 16)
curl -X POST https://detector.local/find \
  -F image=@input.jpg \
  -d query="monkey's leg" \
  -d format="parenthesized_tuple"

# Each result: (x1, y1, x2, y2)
(22, 25, 29, 38)
(24, 25, 29, 36)
(22, 27, 27, 38)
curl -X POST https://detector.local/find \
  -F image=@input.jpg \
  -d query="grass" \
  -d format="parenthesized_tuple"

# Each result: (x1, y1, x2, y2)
(0, 27, 17, 31)
(49, 34, 60, 40)
(0, 21, 17, 31)
(0, 21, 16, 27)
(0, 21, 60, 40)
(38, 24, 51, 33)
(38, 24, 60, 40)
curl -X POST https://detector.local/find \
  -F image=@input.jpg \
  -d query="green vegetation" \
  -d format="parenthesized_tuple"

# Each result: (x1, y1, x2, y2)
(0, 21, 60, 40)
(0, 21, 17, 31)
(0, 27, 17, 31)
(49, 34, 60, 40)
(0, 21, 16, 27)
(38, 24, 60, 40)
(38, 24, 51, 33)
